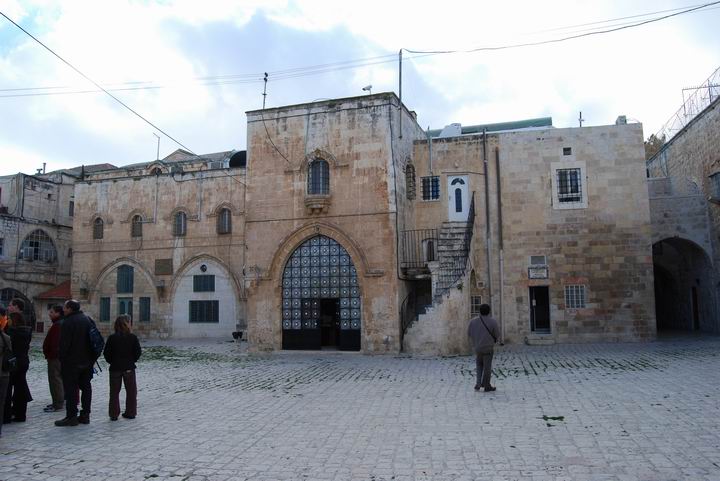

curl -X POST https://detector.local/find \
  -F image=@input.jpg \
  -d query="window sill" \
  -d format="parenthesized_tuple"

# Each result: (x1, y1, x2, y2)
(305, 194, 331, 215)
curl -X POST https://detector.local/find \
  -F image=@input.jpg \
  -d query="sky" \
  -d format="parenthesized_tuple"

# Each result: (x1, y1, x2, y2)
(0, 0, 718, 175)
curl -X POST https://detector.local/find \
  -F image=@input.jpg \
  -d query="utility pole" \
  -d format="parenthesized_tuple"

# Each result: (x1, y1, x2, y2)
(263, 73, 268, 109)
(578, 111, 585, 127)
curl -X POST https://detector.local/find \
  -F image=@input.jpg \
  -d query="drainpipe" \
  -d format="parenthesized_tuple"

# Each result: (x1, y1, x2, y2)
(427, 127, 433, 175)
(495, 146, 505, 343)
(483, 129, 493, 313)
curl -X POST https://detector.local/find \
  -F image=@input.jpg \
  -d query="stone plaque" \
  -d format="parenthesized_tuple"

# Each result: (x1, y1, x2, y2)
(155, 258, 173, 275)
(528, 266, 548, 279)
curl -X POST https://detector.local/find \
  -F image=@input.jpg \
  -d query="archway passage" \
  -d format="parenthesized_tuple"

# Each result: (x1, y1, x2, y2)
(652, 238, 718, 333)
(0, 288, 36, 328)
(281, 235, 361, 351)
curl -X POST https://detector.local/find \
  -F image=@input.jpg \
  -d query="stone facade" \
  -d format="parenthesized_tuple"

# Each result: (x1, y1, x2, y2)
(646, 96, 720, 333)
(70, 151, 247, 337)
(0, 171, 77, 327)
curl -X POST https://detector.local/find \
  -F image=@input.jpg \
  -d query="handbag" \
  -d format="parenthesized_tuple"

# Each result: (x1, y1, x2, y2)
(1, 332, 17, 373)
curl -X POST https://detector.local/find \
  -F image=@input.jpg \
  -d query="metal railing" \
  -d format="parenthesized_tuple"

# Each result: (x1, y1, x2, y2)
(399, 228, 438, 269)
(434, 192, 476, 299)
(655, 65, 720, 144)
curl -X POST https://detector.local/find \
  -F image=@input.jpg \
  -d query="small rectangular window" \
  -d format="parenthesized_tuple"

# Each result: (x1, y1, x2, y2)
(563, 147, 572, 156)
(565, 285, 586, 309)
(189, 300, 219, 323)
(530, 255, 547, 266)
(709, 173, 720, 199)
(421, 176, 440, 201)
(139, 297, 151, 323)
(471, 296, 483, 315)
(69, 201, 74, 217)
(557, 168, 582, 203)
(193, 275, 215, 292)
(100, 297, 111, 322)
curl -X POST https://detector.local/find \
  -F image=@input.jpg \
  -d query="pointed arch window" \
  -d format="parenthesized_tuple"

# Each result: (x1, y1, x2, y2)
(131, 215, 143, 238)
(93, 218, 104, 239)
(405, 163, 416, 200)
(217, 208, 232, 234)
(308, 159, 329, 195)
(173, 211, 187, 237)
(19, 229, 56, 263)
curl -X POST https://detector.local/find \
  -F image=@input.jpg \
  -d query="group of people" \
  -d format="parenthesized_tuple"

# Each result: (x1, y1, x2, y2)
(0, 299, 142, 437)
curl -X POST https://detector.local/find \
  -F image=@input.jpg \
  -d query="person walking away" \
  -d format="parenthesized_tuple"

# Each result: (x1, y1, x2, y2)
(0, 327, 12, 437)
(3, 311, 33, 422)
(103, 315, 141, 421)
(56, 300, 94, 427)
(467, 303, 500, 392)
(43, 305, 65, 412)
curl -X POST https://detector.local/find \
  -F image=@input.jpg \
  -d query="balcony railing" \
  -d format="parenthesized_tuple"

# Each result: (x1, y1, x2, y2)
(400, 228, 438, 270)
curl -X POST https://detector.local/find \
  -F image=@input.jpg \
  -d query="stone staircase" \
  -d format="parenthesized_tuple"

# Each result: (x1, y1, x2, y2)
(434, 221, 472, 300)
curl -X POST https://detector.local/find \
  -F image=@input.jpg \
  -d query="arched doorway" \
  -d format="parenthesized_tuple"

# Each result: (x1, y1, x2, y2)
(0, 288, 36, 328)
(281, 235, 361, 351)
(652, 238, 718, 333)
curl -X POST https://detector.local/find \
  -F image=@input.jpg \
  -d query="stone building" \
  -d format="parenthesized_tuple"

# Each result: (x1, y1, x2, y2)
(646, 74, 720, 334)
(71, 92, 656, 352)
(70, 149, 247, 338)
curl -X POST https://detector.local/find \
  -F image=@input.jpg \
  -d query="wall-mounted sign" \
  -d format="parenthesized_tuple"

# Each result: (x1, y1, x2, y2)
(528, 266, 549, 279)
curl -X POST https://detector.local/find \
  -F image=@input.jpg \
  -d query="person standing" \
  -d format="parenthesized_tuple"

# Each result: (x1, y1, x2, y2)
(43, 305, 65, 412)
(56, 300, 94, 427)
(3, 310, 33, 422)
(0, 305, 8, 331)
(0, 327, 12, 437)
(103, 315, 141, 421)
(467, 303, 500, 392)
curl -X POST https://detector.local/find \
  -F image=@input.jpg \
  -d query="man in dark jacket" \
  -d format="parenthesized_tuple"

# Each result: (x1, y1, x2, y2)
(56, 300, 94, 426)
(43, 306, 64, 412)
(467, 304, 500, 392)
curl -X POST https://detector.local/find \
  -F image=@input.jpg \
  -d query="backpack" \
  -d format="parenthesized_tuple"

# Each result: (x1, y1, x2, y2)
(86, 316, 105, 361)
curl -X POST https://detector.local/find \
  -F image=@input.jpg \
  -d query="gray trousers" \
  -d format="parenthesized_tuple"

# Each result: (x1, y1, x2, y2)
(475, 351, 494, 388)
(47, 359, 64, 408)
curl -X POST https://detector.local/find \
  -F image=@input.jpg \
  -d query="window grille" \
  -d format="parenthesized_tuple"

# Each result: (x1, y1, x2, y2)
(69, 201, 74, 217)
(405, 163, 416, 200)
(557, 168, 582, 203)
(139, 297, 151, 322)
(563, 147, 572, 156)
(189, 300, 219, 323)
(471, 296, 483, 315)
(421, 176, 440, 201)
(19, 229, 56, 263)
(131, 215, 143, 238)
(217, 208, 232, 234)
(93, 218, 104, 239)
(565, 285, 586, 309)
(173, 212, 187, 237)
(308, 159, 330, 195)
(99, 297, 111, 322)
(117, 265, 134, 294)
(193, 275, 215, 292)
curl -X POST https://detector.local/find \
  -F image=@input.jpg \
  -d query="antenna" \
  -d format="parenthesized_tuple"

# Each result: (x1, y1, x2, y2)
(578, 111, 585, 127)
(153, 133, 160, 161)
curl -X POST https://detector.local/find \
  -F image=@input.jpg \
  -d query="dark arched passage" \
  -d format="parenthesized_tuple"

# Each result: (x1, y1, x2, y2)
(652, 238, 718, 333)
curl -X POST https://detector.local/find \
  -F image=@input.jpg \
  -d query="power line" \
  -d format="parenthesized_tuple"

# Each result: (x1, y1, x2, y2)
(404, 1, 720, 55)
(0, 10, 196, 154)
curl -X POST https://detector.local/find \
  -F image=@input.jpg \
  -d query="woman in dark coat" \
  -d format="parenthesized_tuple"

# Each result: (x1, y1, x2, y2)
(103, 315, 141, 421)
(3, 312, 33, 423)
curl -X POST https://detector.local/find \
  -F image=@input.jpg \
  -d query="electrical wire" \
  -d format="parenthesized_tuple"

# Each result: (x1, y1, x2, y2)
(0, 10, 196, 154)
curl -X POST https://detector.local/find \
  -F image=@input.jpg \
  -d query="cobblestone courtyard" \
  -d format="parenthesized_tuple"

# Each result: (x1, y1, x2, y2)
(2, 337, 720, 481)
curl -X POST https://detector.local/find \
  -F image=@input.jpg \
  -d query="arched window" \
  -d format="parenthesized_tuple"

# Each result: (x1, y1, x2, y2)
(131, 215, 143, 238)
(308, 159, 329, 195)
(19, 229, 56, 263)
(173, 211, 187, 237)
(93, 218, 104, 240)
(217, 208, 232, 234)
(405, 163, 416, 200)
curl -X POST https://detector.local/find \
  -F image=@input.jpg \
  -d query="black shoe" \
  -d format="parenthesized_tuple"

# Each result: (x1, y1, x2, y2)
(121, 413, 135, 419)
(474, 385, 481, 391)
(484, 386, 496, 392)
(55, 417, 79, 427)
(78, 414, 90, 425)
(110, 417, 118, 421)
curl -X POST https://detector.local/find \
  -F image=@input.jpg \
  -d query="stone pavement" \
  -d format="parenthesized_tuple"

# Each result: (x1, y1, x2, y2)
(2, 336, 720, 481)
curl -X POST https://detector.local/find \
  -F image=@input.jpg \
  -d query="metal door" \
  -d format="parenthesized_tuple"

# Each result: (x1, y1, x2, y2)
(447, 175, 469, 221)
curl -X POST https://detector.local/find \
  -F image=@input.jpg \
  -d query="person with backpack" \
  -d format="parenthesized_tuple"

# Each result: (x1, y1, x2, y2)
(467, 304, 501, 392)
(56, 300, 98, 426)
(103, 315, 141, 421)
